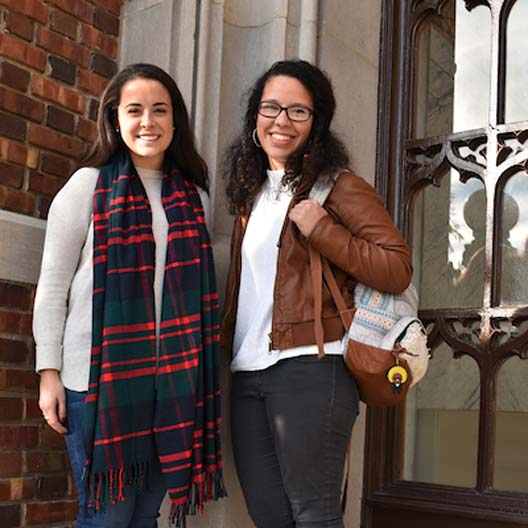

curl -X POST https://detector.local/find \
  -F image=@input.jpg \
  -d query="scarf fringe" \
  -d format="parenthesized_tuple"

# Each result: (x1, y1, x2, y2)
(86, 461, 149, 512)
(169, 470, 228, 527)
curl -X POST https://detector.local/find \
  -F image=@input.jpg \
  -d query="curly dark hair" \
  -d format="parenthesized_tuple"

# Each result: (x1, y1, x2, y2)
(83, 63, 208, 191)
(223, 59, 349, 214)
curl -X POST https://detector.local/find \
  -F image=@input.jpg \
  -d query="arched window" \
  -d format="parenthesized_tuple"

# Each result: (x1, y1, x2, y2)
(367, 1, 528, 526)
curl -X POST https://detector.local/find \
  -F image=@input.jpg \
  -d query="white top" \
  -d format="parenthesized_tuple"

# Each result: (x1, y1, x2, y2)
(33, 166, 210, 391)
(230, 169, 342, 373)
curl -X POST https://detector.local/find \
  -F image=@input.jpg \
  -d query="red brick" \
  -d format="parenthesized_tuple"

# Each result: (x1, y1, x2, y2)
(93, 7, 120, 36)
(0, 397, 23, 420)
(40, 423, 68, 448)
(25, 500, 77, 525)
(91, 0, 122, 17)
(88, 98, 99, 121)
(50, 8, 79, 40)
(36, 474, 68, 500)
(29, 172, 66, 197)
(0, 308, 32, 335)
(67, 472, 76, 495)
(0, 138, 39, 169)
(26, 451, 68, 473)
(0, 425, 39, 448)
(26, 339, 35, 365)
(0, 452, 22, 477)
(28, 124, 85, 159)
(0, 281, 33, 310)
(24, 396, 42, 420)
(0, 504, 20, 528)
(46, 105, 75, 134)
(31, 76, 86, 114)
(81, 23, 118, 58)
(0, 337, 29, 363)
(41, 153, 72, 177)
(90, 52, 117, 79)
(0, 34, 47, 72)
(77, 117, 96, 142)
(0, 186, 35, 214)
(0, 86, 45, 122)
(0, 111, 26, 141)
(36, 27, 90, 68)
(46, 0, 94, 24)
(0, 367, 37, 391)
(0, 161, 24, 188)
(0, 0, 49, 24)
(5, 10, 35, 42)
(78, 68, 108, 96)
(0, 60, 30, 91)
(0, 477, 34, 501)
(48, 55, 76, 86)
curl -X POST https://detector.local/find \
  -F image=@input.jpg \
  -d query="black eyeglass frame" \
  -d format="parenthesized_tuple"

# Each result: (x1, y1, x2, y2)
(257, 101, 314, 122)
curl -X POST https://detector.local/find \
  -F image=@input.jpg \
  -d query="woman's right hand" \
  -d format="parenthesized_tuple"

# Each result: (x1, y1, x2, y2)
(38, 370, 68, 435)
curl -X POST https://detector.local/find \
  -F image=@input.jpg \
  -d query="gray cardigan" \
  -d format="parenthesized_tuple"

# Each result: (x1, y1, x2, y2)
(33, 166, 210, 391)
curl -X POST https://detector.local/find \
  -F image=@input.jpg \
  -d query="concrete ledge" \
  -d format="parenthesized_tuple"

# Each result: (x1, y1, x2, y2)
(0, 210, 46, 285)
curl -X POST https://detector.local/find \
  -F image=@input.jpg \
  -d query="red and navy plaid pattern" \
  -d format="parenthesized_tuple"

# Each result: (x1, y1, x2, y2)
(83, 152, 225, 525)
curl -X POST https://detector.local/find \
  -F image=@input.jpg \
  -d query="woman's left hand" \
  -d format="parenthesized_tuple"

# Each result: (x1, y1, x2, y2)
(288, 199, 328, 237)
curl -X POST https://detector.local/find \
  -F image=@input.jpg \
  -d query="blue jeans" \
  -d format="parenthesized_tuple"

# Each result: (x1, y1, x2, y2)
(65, 389, 167, 528)
(231, 355, 360, 528)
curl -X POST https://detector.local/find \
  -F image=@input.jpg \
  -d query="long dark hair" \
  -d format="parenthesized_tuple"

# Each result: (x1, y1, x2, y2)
(83, 63, 208, 191)
(223, 59, 349, 214)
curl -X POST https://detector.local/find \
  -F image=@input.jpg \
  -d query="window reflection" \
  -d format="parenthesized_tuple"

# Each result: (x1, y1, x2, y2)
(404, 342, 479, 487)
(501, 174, 528, 305)
(414, 0, 491, 139)
(505, 0, 528, 123)
(495, 355, 528, 492)
(413, 172, 485, 309)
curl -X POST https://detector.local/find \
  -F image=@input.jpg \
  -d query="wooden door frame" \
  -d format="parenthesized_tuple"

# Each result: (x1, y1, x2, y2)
(364, 0, 528, 526)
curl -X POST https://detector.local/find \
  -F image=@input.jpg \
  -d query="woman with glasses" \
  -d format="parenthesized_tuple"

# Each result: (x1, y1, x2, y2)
(221, 59, 412, 527)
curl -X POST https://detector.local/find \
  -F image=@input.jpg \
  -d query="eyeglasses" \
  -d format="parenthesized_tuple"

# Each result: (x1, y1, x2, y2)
(257, 101, 313, 122)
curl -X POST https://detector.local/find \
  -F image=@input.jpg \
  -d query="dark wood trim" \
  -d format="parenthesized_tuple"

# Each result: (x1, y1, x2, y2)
(369, 0, 528, 527)
(497, 0, 517, 124)
(366, 1, 410, 524)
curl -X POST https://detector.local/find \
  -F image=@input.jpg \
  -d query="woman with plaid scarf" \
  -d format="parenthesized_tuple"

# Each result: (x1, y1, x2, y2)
(34, 64, 225, 527)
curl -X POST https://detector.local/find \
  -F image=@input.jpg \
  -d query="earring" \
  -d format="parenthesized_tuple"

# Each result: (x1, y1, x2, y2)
(252, 128, 262, 148)
(115, 127, 120, 134)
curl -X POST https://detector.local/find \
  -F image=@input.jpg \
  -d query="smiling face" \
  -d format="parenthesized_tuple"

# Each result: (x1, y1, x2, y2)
(256, 75, 313, 170)
(117, 77, 174, 170)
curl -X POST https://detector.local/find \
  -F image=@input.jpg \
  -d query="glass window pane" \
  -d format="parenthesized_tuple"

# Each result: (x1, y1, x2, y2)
(404, 340, 479, 487)
(495, 353, 528, 492)
(414, 0, 491, 139)
(413, 170, 485, 309)
(505, 0, 528, 123)
(501, 173, 528, 305)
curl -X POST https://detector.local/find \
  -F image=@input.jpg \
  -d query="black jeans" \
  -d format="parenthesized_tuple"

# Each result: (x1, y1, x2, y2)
(231, 355, 359, 528)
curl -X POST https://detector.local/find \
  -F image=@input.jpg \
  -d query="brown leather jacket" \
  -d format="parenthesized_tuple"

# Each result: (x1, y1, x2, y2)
(220, 171, 413, 352)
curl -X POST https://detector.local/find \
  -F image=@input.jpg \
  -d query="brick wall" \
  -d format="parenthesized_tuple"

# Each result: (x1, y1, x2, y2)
(0, 1, 122, 526)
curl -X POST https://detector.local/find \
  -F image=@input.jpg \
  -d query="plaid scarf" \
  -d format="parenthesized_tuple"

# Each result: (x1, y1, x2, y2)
(83, 151, 225, 526)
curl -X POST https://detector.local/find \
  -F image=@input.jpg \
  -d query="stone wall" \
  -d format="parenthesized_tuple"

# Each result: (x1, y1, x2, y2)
(120, 1, 382, 527)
